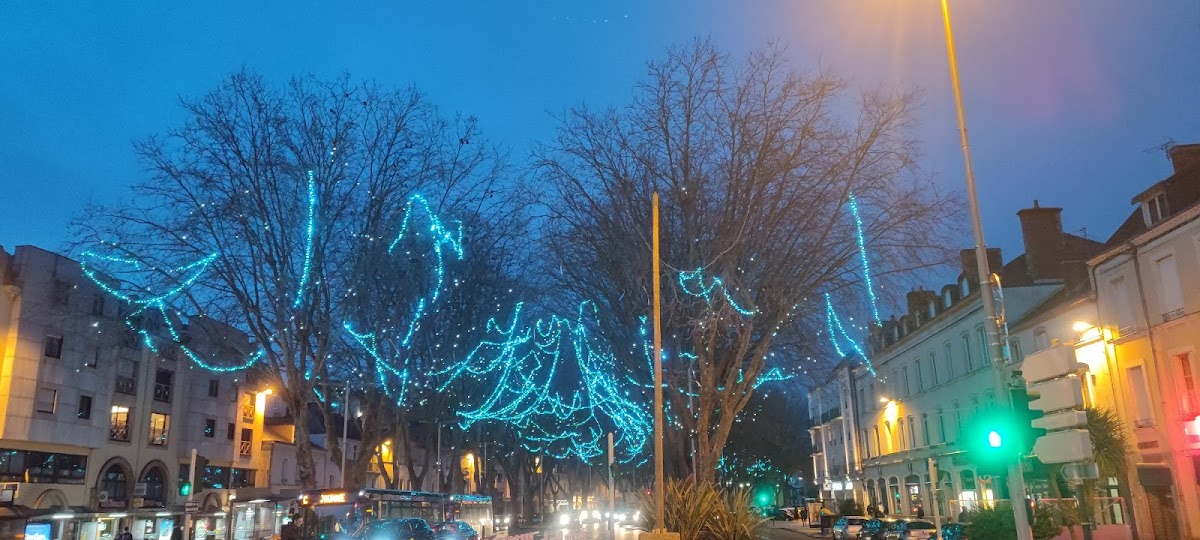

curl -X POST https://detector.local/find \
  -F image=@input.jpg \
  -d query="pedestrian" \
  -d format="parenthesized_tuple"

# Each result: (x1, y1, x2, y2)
(118, 528, 133, 540)
(916, 506, 925, 519)
(281, 518, 301, 540)
(171, 525, 184, 540)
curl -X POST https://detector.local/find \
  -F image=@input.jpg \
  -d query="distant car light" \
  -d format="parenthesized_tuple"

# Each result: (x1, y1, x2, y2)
(559, 514, 570, 526)
(504, 517, 511, 524)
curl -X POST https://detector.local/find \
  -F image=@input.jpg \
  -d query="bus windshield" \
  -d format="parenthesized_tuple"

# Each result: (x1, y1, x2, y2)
(300, 502, 366, 538)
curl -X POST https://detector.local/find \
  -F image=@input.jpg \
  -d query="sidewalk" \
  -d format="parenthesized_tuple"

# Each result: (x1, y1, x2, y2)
(765, 520, 832, 540)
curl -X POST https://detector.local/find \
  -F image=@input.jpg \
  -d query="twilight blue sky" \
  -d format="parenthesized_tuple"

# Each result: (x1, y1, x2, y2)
(3, 1, 1199, 263)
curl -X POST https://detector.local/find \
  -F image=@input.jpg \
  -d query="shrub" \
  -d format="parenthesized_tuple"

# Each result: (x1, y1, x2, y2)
(964, 504, 1016, 540)
(638, 479, 769, 540)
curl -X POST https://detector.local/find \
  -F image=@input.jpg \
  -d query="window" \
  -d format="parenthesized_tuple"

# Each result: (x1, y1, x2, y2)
(1108, 276, 1135, 331)
(898, 419, 907, 451)
(204, 419, 216, 438)
(148, 413, 170, 445)
(922, 413, 931, 446)
(240, 428, 253, 456)
(953, 401, 962, 441)
(972, 396, 980, 416)
(43, 335, 63, 359)
(916, 359, 924, 391)
(100, 464, 128, 502)
(34, 388, 56, 414)
(986, 391, 996, 408)
(227, 423, 236, 440)
(110, 406, 131, 441)
(1034, 328, 1050, 352)
(77, 395, 93, 420)
(1009, 337, 1024, 363)
(1145, 191, 1169, 226)
(154, 370, 174, 403)
(977, 327, 990, 365)
(930, 352, 939, 386)
(91, 294, 105, 316)
(908, 415, 917, 449)
(962, 334, 973, 371)
(1180, 353, 1198, 415)
(115, 360, 137, 395)
(937, 410, 947, 443)
(873, 427, 881, 457)
(903, 366, 911, 397)
(0, 450, 86, 484)
(51, 280, 71, 306)
(208, 379, 219, 398)
(241, 393, 255, 422)
(142, 468, 166, 503)
(858, 388, 866, 411)
(944, 343, 955, 380)
(1156, 253, 1184, 315)
(869, 383, 876, 408)
(87, 348, 99, 369)
(282, 458, 291, 484)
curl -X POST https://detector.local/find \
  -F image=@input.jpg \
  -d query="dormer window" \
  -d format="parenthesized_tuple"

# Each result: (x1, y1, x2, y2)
(1144, 191, 1169, 226)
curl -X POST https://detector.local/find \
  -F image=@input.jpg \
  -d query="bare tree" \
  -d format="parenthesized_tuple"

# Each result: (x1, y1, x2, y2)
(72, 70, 507, 487)
(535, 39, 954, 484)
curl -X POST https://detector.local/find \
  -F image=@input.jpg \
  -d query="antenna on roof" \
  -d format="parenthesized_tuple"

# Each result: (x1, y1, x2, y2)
(1144, 138, 1178, 160)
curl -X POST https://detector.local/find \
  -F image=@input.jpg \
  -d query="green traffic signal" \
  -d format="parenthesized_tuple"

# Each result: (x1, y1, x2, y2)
(179, 482, 192, 496)
(988, 430, 1002, 448)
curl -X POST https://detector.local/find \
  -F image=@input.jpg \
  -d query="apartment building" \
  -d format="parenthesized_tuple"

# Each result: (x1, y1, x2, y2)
(846, 203, 1102, 518)
(808, 360, 860, 504)
(1088, 143, 1200, 539)
(0, 245, 268, 540)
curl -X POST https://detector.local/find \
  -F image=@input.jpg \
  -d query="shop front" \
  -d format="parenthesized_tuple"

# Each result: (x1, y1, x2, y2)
(228, 491, 294, 540)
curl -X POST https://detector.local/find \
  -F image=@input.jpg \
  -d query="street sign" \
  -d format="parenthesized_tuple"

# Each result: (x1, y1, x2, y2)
(185, 500, 201, 514)
(1033, 429, 1092, 464)
(1061, 462, 1100, 481)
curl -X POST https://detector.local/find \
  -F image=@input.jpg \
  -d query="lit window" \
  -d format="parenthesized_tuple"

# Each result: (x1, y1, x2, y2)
(110, 406, 131, 441)
(149, 413, 170, 445)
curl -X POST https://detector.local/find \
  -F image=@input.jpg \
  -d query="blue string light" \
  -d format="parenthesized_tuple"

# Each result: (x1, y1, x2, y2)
(293, 170, 317, 308)
(678, 268, 756, 316)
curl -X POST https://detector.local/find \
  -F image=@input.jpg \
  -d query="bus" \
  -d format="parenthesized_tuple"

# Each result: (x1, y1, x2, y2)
(445, 494, 495, 535)
(295, 489, 492, 539)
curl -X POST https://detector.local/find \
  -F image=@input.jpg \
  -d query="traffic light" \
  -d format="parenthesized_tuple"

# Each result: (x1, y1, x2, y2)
(178, 482, 191, 497)
(960, 406, 1021, 477)
(1010, 386, 1047, 454)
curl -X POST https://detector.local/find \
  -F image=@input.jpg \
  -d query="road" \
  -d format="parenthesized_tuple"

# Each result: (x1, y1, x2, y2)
(494, 520, 830, 540)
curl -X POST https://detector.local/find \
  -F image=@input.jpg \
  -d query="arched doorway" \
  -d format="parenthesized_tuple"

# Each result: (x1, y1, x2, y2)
(97, 460, 132, 510)
(33, 489, 67, 510)
(887, 477, 900, 515)
(865, 479, 876, 511)
(904, 474, 922, 515)
(139, 463, 168, 508)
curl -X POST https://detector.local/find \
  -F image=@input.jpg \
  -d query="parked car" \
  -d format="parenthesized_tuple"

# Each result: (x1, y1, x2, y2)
(855, 518, 897, 540)
(358, 518, 436, 540)
(833, 516, 869, 540)
(530, 513, 543, 525)
(435, 521, 479, 540)
(884, 519, 937, 540)
(940, 522, 967, 540)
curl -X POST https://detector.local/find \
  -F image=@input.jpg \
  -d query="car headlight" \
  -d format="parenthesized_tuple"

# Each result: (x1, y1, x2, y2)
(616, 513, 626, 521)
(504, 517, 511, 524)
(634, 511, 641, 520)
(559, 514, 569, 525)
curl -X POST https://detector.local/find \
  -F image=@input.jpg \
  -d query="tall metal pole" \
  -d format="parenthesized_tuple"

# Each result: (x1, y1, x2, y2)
(437, 423, 443, 491)
(341, 380, 350, 488)
(652, 192, 666, 532)
(937, 1, 1031, 538)
(608, 433, 616, 535)
(185, 448, 197, 537)
(928, 458, 943, 540)
(688, 364, 696, 480)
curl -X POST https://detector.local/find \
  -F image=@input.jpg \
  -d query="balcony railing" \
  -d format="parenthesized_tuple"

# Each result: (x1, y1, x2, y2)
(1163, 308, 1187, 323)
(239, 441, 252, 456)
(115, 376, 137, 395)
(153, 383, 173, 403)
(1134, 418, 1155, 428)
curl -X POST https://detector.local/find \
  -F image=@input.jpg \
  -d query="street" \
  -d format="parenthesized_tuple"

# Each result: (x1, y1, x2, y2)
(492, 520, 831, 540)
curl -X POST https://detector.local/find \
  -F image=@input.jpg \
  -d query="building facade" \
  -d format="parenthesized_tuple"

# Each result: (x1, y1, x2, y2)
(808, 361, 860, 504)
(1088, 144, 1200, 539)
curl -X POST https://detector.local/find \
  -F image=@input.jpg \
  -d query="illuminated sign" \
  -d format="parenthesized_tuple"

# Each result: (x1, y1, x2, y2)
(318, 493, 348, 505)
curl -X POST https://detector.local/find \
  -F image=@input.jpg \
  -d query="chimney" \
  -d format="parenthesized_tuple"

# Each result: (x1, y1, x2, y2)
(906, 288, 937, 324)
(1017, 200, 1066, 282)
(1169, 144, 1200, 174)
(960, 248, 1003, 290)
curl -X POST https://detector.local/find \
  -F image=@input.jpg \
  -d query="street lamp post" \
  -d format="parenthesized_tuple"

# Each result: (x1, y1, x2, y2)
(936, 1, 1032, 539)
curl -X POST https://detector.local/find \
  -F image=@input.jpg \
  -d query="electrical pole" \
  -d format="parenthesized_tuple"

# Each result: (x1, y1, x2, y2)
(937, 1, 1031, 538)
(651, 192, 666, 533)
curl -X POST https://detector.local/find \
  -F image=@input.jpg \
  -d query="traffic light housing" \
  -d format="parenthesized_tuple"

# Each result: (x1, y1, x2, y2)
(1010, 386, 1048, 454)
(178, 482, 191, 497)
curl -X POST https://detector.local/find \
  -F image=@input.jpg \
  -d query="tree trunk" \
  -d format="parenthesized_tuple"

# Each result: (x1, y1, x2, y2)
(291, 395, 318, 489)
